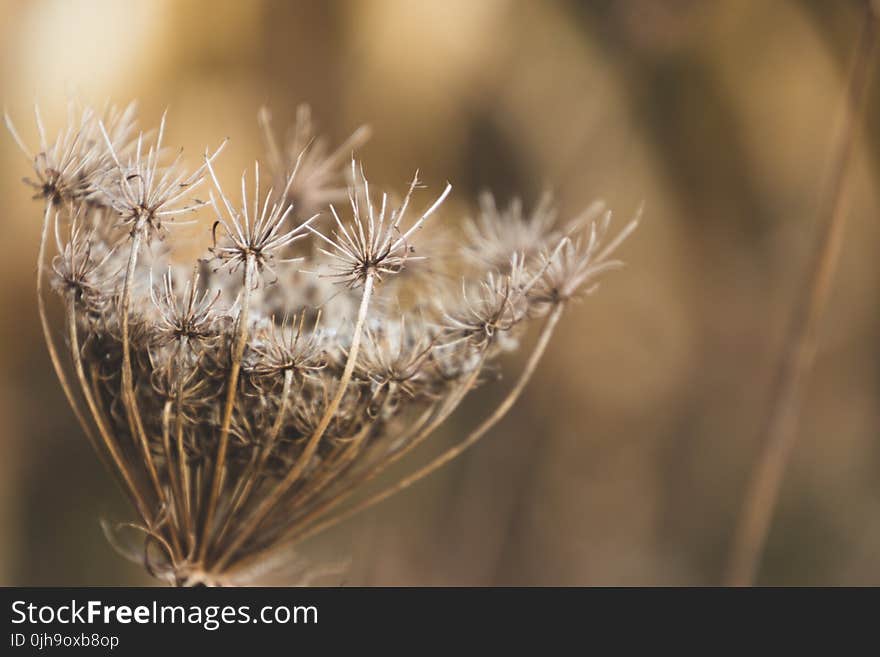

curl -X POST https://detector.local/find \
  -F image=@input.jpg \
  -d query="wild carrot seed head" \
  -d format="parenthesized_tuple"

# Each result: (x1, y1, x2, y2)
(10, 102, 637, 585)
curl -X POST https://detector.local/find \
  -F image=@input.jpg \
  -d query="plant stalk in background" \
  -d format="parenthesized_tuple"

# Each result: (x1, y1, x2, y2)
(725, 1, 879, 586)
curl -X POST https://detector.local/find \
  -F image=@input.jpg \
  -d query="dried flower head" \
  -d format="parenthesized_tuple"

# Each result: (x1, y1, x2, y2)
(99, 112, 224, 240)
(10, 102, 637, 586)
(245, 314, 327, 382)
(150, 267, 222, 348)
(441, 255, 532, 350)
(530, 206, 641, 305)
(259, 104, 371, 220)
(5, 102, 137, 205)
(355, 317, 437, 399)
(50, 207, 117, 313)
(308, 162, 451, 287)
(207, 158, 316, 278)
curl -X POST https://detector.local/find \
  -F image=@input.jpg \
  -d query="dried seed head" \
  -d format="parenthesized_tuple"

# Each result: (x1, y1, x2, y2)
(460, 192, 557, 269)
(307, 161, 451, 287)
(245, 314, 327, 381)
(355, 316, 437, 399)
(291, 376, 371, 443)
(259, 104, 371, 220)
(99, 111, 224, 240)
(5, 102, 138, 206)
(530, 207, 640, 305)
(148, 354, 218, 424)
(18, 101, 636, 586)
(207, 158, 316, 278)
(441, 254, 532, 350)
(150, 267, 223, 348)
(50, 206, 117, 312)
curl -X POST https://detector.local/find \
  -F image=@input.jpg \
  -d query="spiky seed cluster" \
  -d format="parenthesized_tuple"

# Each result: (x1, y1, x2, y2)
(150, 268, 221, 347)
(99, 111, 223, 240)
(5, 103, 137, 206)
(50, 208, 117, 312)
(207, 159, 317, 278)
(10, 102, 637, 586)
(259, 104, 371, 221)
(308, 163, 451, 287)
(245, 314, 326, 382)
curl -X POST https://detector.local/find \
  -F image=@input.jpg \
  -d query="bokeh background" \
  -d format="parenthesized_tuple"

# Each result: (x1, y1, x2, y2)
(1, 0, 879, 586)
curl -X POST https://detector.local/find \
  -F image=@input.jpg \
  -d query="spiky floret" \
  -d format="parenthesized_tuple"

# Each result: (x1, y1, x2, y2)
(150, 267, 222, 348)
(259, 104, 371, 220)
(5, 102, 137, 206)
(51, 207, 117, 312)
(462, 192, 556, 268)
(98, 112, 225, 240)
(440, 253, 544, 351)
(207, 158, 317, 278)
(530, 206, 640, 305)
(307, 161, 452, 287)
(355, 316, 437, 399)
(245, 314, 327, 381)
(11, 102, 636, 586)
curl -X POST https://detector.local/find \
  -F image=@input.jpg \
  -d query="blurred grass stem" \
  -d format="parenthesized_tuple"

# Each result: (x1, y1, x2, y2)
(725, 2, 879, 586)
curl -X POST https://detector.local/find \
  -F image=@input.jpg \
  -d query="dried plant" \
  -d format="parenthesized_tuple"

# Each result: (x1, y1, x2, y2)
(725, 3, 879, 586)
(8, 102, 637, 586)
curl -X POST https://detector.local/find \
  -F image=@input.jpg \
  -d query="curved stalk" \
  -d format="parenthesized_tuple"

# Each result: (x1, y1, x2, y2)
(66, 293, 150, 523)
(37, 203, 99, 456)
(273, 390, 395, 520)
(174, 339, 194, 553)
(295, 304, 563, 543)
(161, 401, 187, 552)
(279, 353, 488, 535)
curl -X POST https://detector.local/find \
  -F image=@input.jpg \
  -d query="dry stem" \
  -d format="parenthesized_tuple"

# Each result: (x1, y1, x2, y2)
(725, 3, 879, 586)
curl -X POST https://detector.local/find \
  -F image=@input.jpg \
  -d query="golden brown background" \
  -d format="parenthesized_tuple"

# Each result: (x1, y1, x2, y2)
(1, 0, 879, 586)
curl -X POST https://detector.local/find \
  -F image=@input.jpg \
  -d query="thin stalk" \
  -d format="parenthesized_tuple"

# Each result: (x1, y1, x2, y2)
(342, 353, 488, 486)
(199, 253, 256, 561)
(161, 401, 187, 550)
(281, 352, 488, 534)
(274, 392, 392, 518)
(120, 226, 181, 560)
(119, 226, 166, 505)
(725, 4, 879, 586)
(192, 465, 204, 536)
(295, 304, 563, 543)
(214, 369, 294, 547)
(66, 293, 150, 523)
(226, 303, 564, 577)
(212, 273, 375, 571)
(174, 339, 194, 553)
(37, 203, 99, 457)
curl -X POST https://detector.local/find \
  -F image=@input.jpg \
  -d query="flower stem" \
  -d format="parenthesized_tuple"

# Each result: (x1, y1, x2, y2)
(199, 253, 256, 562)
(120, 228, 166, 505)
(66, 292, 150, 523)
(211, 273, 375, 571)
(37, 203, 103, 463)
(225, 302, 564, 577)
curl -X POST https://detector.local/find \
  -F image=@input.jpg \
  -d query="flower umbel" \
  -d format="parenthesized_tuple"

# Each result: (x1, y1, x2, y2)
(10, 103, 637, 586)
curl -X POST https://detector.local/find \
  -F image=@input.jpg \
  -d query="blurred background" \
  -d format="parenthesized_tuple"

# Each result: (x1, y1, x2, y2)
(1, 0, 879, 586)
